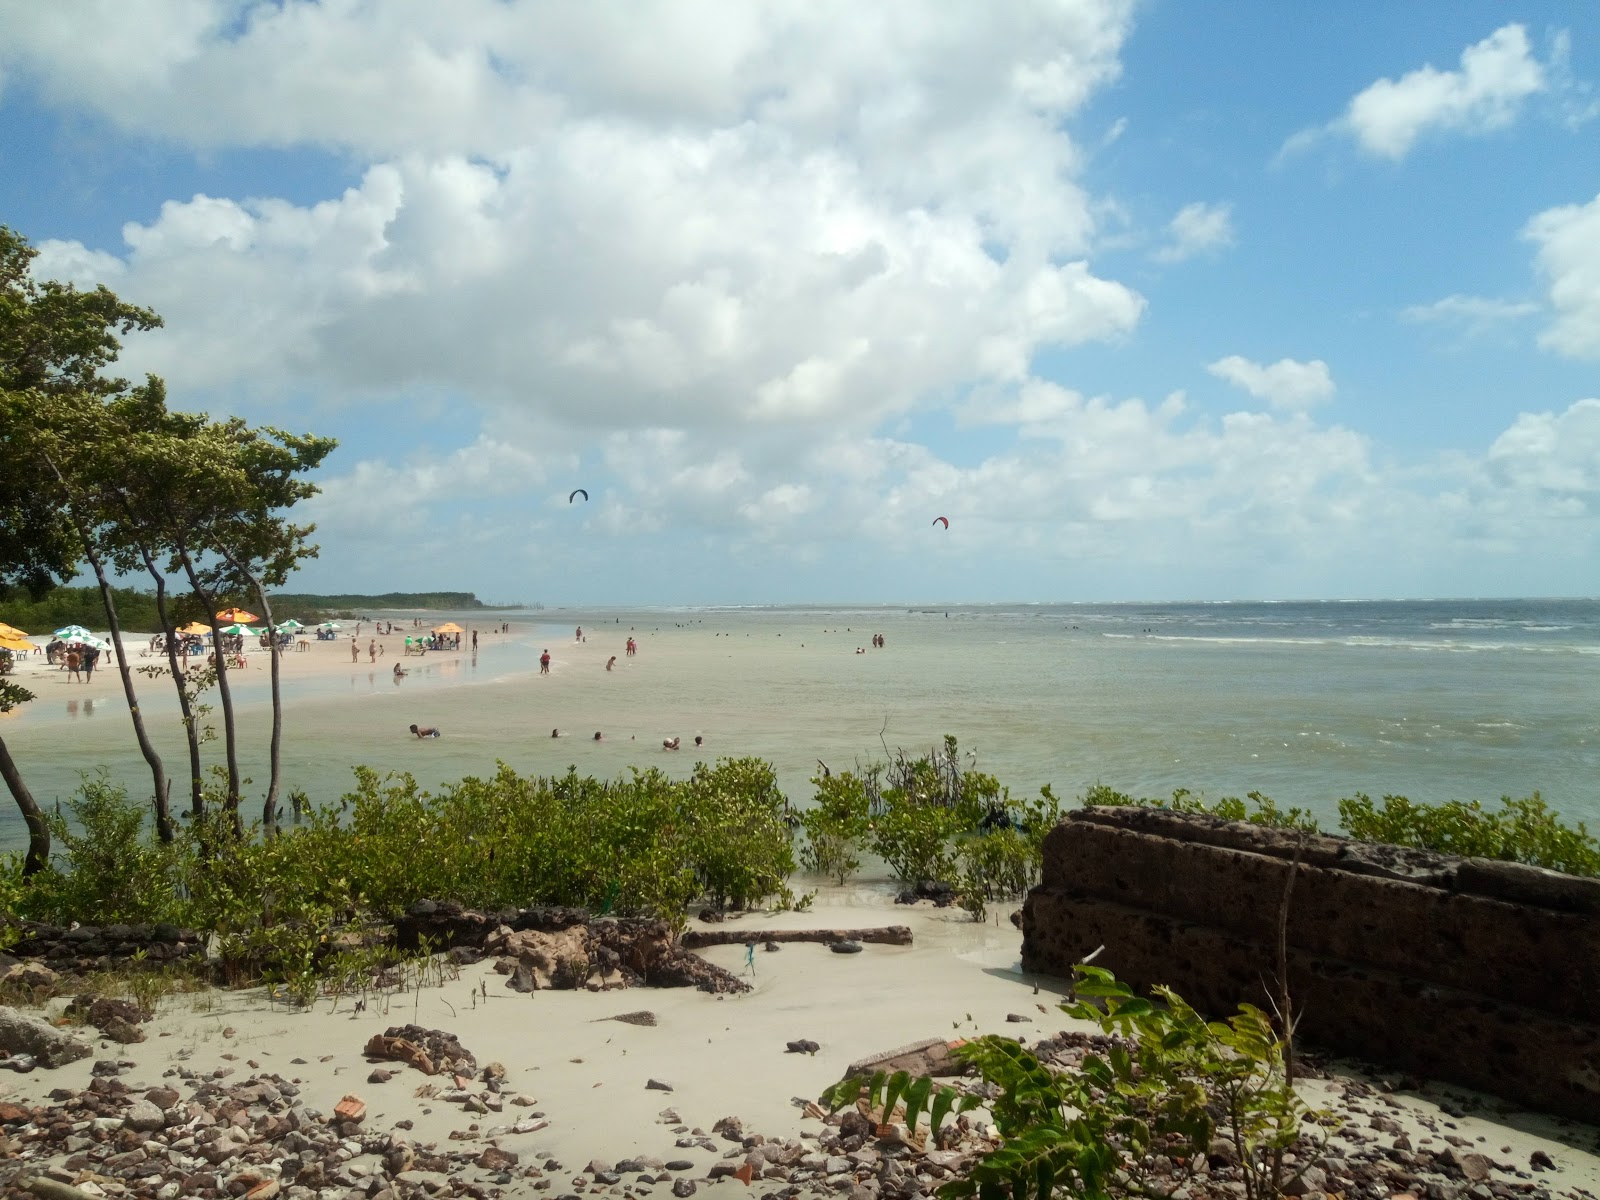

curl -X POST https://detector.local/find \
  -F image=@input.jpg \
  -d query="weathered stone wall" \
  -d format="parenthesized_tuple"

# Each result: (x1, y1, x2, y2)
(4, 921, 206, 973)
(1021, 807, 1600, 1122)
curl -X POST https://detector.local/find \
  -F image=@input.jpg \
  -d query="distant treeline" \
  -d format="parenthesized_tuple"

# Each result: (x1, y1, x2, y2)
(0, 585, 339, 632)
(0, 587, 517, 634)
(269, 591, 514, 612)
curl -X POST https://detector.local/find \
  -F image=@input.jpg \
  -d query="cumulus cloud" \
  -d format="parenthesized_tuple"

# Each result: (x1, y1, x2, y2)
(1524, 191, 1600, 359)
(1152, 201, 1234, 263)
(17, 1, 1146, 437)
(1206, 356, 1335, 411)
(1287, 24, 1547, 161)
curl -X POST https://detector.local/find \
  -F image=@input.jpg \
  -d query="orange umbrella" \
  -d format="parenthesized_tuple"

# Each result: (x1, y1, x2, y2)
(215, 608, 261, 623)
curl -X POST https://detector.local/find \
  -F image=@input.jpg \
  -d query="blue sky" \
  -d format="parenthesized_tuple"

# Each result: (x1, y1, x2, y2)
(1, 1, 1596, 604)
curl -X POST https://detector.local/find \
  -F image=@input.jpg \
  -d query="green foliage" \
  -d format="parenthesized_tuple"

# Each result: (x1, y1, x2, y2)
(679, 757, 796, 910)
(1084, 784, 1321, 834)
(1338, 791, 1600, 877)
(800, 772, 872, 884)
(823, 966, 1317, 1200)
(0, 584, 171, 635)
(24, 777, 178, 924)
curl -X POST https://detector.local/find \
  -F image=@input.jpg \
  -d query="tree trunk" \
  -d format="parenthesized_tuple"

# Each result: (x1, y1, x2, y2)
(0, 732, 49, 876)
(241, 569, 281, 836)
(83, 544, 174, 841)
(144, 556, 206, 821)
(178, 550, 242, 835)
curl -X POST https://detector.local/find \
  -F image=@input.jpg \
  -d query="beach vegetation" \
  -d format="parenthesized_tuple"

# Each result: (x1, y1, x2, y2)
(1338, 791, 1599, 877)
(823, 965, 1318, 1200)
(799, 771, 871, 884)
(1083, 784, 1321, 833)
(2, 756, 805, 989)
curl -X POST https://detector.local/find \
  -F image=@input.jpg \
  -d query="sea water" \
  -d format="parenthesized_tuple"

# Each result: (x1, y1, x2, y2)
(1, 598, 1596, 853)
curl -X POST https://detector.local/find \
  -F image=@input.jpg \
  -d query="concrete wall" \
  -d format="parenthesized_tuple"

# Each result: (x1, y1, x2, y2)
(1021, 807, 1600, 1122)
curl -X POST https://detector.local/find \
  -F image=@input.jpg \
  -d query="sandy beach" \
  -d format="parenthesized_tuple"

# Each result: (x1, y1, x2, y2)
(4, 888, 1598, 1198)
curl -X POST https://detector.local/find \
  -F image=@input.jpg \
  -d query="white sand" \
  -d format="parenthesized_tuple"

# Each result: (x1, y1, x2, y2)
(4, 888, 1599, 1196)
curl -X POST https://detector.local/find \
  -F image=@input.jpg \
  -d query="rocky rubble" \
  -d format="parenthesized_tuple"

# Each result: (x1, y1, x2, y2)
(2, 923, 207, 975)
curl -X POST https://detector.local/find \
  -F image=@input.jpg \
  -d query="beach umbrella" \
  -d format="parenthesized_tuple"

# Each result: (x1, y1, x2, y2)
(217, 623, 258, 636)
(177, 621, 212, 636)
(215, 607, 261, 623)
(62, 634, 110, 650)
(432, 622, 465, 634)
(53, 624, 93, 640)
(318, 621, 342, 631)
(0, 633, 36, 652)
(0, 622, 30, 639)
(276, 618, 304, 630)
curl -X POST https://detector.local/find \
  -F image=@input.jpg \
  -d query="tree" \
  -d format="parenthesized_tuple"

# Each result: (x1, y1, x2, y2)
(0, 225, 163, 863)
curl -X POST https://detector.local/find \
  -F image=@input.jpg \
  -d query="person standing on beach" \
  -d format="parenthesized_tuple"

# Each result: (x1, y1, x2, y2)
(351, 637, 359, 663)
(471, 630, 478, 651)
(369, 639, 377, 663)
(540, 649, 551, 674)
(65, 648, 81, 681)
(82, 645, 99, 681)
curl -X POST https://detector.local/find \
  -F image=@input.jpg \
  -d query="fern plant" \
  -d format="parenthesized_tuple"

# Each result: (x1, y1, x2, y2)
(822, 965, 1319, 1200)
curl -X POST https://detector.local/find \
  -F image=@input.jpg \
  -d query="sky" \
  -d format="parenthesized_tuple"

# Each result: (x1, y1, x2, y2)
(1, 1, 1597, 605)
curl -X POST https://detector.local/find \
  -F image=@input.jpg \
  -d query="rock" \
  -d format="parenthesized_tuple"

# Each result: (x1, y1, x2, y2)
(609, 1011, 658, 1026)
(0, 960, 60, 990)
(364, 1025, 476, 1077)
(672, 1179, 697, 1197)
(0, 1005, 94, 1067)
(478, 1146, 520, 1170)
(144, 1086, 181, 1109)
(1283, 1166, 1327, 1195)
(368, 1068, 394, 1084)
(101, 1014, 146, 1044)
(786, 1040, 820, 1054)
(1004, 1014, 1032, 1023)
(666, 1160, 695, 1171)
(831, 940, 863, 954)
(0, 1053, 36, 1072)
(1457, 1153, 1492, 1182)
(1530, 1150, 1555, 1171)
(839, 1110, 874, 1141)
(713, 1116, 744, 1141)
(647, 1078, 674, 1091)
(124, 1098, 166, 1131)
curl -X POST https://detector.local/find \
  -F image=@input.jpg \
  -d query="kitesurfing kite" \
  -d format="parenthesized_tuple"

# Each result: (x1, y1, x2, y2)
(569, 489, 589, 504)
(932, 516, 949, 529)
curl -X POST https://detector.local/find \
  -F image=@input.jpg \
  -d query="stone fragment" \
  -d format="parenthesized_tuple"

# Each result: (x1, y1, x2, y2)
(478, 1145, 519, 1170)
(672, 1179, 697, 1197)
(0, 1006, 93, 1068)
(785, 1040, 820, 1054)
(647, 1079, 674, 1092)
(831, 941, 863, 954)
(124, 1099, 166, 1131)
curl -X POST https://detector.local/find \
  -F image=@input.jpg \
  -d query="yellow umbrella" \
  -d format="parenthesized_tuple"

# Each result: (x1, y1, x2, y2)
(215, 607, 261, 623)
(178, 621, 213, 636)
(0, 633, 36, 652)
(0, 622, 29, 639)
(431, 622, 465, 634)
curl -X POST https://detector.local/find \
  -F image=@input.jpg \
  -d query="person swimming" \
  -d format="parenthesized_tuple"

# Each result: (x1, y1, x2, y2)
(592, 731, 603, 741)
(663, 736, 681, 750)
(408, 724, 440, 738)
(551, 728, 560, 738)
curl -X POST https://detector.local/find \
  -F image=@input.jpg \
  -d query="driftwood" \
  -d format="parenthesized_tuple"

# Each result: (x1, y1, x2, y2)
(680, 926, 912, 949)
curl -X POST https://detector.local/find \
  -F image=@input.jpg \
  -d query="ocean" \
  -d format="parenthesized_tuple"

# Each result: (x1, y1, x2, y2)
(1, 598, 1596, 853)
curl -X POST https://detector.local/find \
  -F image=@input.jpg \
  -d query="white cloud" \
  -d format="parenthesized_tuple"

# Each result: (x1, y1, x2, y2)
(1485, 399, 1600, 503)
(1524, 192, 1600, 359)
(1152, 201, 1234, 263)
(1206, 356, 1335, 411)
(1401, 294, 1538, 327)
(17, 1, 1146, 436)
(1289, 24, 1547, 161)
